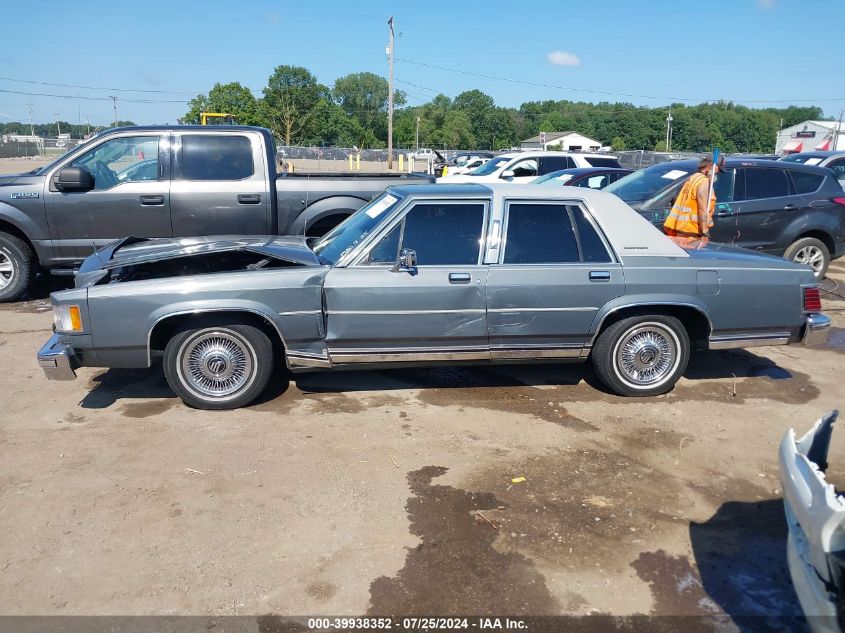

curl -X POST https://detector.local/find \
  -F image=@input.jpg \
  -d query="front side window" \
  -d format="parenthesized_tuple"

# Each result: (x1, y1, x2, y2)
(739, 168, 789, 200)
(509, 158, 538, 178)
(503, 203, 579, 264)
(368, 202, 484, 265)
(70, 135, 160, 190)
(178, 135, 253, 181)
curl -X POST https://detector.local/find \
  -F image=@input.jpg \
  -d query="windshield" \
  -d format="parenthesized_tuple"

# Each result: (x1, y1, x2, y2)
(780, 154, 827, 166)
(534, 171, 574, 185)
(604, 163, 693, 203)
(312, 192, 403, 264)
(468, 155, 510, 176)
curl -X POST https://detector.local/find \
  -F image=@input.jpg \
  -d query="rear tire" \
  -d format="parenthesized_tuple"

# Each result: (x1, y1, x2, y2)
(591, 315, 690, 397)
(785, 237, 829, 279)
(163, 321, 274, 410)
(0, 232, 36, 302)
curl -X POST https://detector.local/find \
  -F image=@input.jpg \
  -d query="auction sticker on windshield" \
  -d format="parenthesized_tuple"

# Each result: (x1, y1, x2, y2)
(366, 194, 399, 218)
(661, 169, 689, 180)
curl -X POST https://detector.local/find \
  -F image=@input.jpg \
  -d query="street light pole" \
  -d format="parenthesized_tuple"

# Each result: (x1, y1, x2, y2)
(387, 16, 395, 170)
(110, 96, 117, 128)
(415, 116, 420, 152)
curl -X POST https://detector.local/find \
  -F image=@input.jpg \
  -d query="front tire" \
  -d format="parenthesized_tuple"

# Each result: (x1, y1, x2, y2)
(163, 322, 274, 410)
(784, 237, 829, 279)
(591, 315, 690, 397)
(0, 233, 36, 302)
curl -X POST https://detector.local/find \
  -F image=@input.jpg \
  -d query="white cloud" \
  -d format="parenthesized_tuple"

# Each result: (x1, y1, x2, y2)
(758, 0, 775, 9)
(547, 51, 581, 67)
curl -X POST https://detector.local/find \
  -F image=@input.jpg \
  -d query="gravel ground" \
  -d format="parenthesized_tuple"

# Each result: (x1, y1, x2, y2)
(1, 263, 844, 629)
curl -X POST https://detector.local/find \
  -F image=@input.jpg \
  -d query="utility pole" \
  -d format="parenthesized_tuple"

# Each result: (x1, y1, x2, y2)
(665, 106, 673, 152)
(835, 110, 844, 152)
(415, 116, 420, 152)
(387, 16, 395, 170)
(110, 96, 117, 128)
(54, 110, 61, 136)
(27, 105, 34, 137)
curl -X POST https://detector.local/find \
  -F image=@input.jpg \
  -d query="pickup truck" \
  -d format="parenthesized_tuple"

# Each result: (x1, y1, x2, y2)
(0, 125, 432, 301)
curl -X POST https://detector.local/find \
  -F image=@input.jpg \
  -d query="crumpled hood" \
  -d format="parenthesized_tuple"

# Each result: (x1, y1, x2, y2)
(78, 235, 322, 274)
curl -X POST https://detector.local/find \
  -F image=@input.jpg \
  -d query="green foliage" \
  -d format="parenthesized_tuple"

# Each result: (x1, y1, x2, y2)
(172, 64, 829, 152)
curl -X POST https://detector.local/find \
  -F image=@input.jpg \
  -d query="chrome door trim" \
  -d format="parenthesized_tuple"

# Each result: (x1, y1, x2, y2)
(328, 308, 486, 316)
(708, 332, 792, 350)
(286, 351, 332, 368)
(487, 306, 599, 313)
(330, 348, 490, 364)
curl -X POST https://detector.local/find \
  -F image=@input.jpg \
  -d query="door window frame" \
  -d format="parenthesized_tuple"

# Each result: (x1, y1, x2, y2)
(350, 198, 490, 268)
(735, 167, 792, 201)
(172, 132, 255, 182)
(496, 199, 617, 266)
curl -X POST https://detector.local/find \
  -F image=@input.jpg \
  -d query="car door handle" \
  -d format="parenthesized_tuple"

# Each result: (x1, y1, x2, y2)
(237, 194, 262, 205)
(449, 273, 471, 284)
(139, 195, 165, 206)
(784, 203, 798, 211)
(589, 271, 611, 282)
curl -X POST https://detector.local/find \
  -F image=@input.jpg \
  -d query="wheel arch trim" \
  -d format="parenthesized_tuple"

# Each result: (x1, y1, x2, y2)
(586, 299, 713, 349)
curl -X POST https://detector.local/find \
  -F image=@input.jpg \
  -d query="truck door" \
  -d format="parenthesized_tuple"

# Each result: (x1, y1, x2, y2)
(170, 131, 271, 237)
(43, 133, 171, 263)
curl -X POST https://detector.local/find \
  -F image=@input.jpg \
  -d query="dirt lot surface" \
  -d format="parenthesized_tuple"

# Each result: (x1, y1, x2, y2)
(2, 264, 845, 629)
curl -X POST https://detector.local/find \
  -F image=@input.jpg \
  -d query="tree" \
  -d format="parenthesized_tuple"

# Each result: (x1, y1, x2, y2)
(262, 66, 327, 145)
(332, 72, 404, 142)
(183, 82, 261, 126)
(434, 110, 475, 148)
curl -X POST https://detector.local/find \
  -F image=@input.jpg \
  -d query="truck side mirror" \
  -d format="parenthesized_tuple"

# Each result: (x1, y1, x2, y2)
(391, 248, 417, 274)
(56, 166, 95, 193)
(500, 170, 515, 180)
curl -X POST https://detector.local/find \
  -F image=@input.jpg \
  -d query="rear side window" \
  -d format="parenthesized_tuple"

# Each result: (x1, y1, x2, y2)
(572, 207, 613, 262)
(827, 158, 845, 182)
(790, 170, 825, 194)
(539, 156, 575, 174)
(739, 168, 789, 200)
(504, 203, 579, 264)
(585, 156, 621, 168)
(178, 135, 253, 181)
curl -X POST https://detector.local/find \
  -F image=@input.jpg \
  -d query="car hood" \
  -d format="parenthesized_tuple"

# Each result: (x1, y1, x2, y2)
(75, 235, 323, 286)
(0, 173, 24, 186)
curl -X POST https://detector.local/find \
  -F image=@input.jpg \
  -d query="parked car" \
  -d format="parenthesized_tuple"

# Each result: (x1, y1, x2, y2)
(434, 151, 495, 178)
(413, 148, 436, 161)
(779, 411, 844, 632)
(780, 151, 845, 187)
(0, 125, 433, 301)
(604, 158, 845, 278)
(38, 183, 829, 410)
(533, 167, 633, 189)
(437, 151, 621, 184)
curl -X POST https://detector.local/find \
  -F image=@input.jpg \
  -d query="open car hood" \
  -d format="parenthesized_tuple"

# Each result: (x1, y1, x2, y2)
(81, 235, 322, 271)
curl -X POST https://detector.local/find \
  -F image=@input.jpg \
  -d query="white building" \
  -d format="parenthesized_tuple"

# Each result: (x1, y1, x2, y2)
(777, 120, 844, 154)
(520, 131, 603, 152)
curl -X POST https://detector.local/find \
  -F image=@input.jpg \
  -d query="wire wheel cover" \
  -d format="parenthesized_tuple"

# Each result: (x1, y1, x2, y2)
(615, 324, 678, 386)
(180, 331, 254, 398)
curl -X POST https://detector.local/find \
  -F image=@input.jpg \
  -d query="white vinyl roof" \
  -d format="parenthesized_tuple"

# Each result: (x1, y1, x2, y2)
(484, 183, 689, 259)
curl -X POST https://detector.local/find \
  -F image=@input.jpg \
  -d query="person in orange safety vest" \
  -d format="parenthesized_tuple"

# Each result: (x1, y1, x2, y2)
(663, 156, 725, 238)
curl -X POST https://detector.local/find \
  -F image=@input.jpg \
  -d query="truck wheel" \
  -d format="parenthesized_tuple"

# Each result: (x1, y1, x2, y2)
(163, 322, 274, 410)
(591, 315, 689, 397)
(785, 237, 829, 279)
(0, 232, 36, 302)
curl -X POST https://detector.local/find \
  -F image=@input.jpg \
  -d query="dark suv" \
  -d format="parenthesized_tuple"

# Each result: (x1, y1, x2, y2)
(604, 158, 845, 277)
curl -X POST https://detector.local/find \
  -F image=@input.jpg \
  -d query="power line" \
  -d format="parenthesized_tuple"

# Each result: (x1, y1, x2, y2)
(0, 88, 186, 104)
(396, 58, 845, 105)
(0, 75, 197, 95)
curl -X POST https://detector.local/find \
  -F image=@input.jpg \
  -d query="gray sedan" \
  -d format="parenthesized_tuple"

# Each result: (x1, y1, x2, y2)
(38, 183, 830, 409)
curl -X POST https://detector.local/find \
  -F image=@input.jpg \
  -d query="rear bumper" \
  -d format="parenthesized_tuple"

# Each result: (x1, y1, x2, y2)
(804, 313, 832, 346)
(37, 333, 78, 381)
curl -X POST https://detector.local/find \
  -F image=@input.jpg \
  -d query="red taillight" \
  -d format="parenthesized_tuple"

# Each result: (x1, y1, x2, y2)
(804, 287, 822, 313)
(833, 197, 845, 207)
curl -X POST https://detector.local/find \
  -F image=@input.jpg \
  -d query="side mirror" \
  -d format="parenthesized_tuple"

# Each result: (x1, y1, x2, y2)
(501, 170, 515, 180)
(55, 166, 95, 193)
(391, 248, 417, 274)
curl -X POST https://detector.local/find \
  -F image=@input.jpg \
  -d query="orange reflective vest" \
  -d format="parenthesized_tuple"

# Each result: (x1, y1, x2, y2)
(663, 172, 714, 235)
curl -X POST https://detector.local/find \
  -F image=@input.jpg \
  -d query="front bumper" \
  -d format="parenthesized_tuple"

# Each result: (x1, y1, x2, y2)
(804, 313, 832, 346)
(37, 333, 78, 381)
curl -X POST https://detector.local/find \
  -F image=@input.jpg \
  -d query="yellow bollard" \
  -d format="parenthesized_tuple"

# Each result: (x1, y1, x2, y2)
(287, 161, 294, 173)
(398, 154, 403, 172)
(348, 154, 353, 171)
(442, 165, 447, 177)
(356, 153, 361, 170)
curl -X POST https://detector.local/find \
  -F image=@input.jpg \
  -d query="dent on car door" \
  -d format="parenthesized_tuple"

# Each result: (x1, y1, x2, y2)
(322, 200, 490, 361)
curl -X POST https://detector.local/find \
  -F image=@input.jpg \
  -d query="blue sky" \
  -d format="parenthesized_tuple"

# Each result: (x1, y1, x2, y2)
(1, 0, 843, 126)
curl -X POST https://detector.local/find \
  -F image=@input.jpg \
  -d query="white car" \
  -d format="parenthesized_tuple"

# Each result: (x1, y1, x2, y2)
(413, 148, 436, 161)
(446, 156, 490, 175)
(437, 151, 621, 184)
